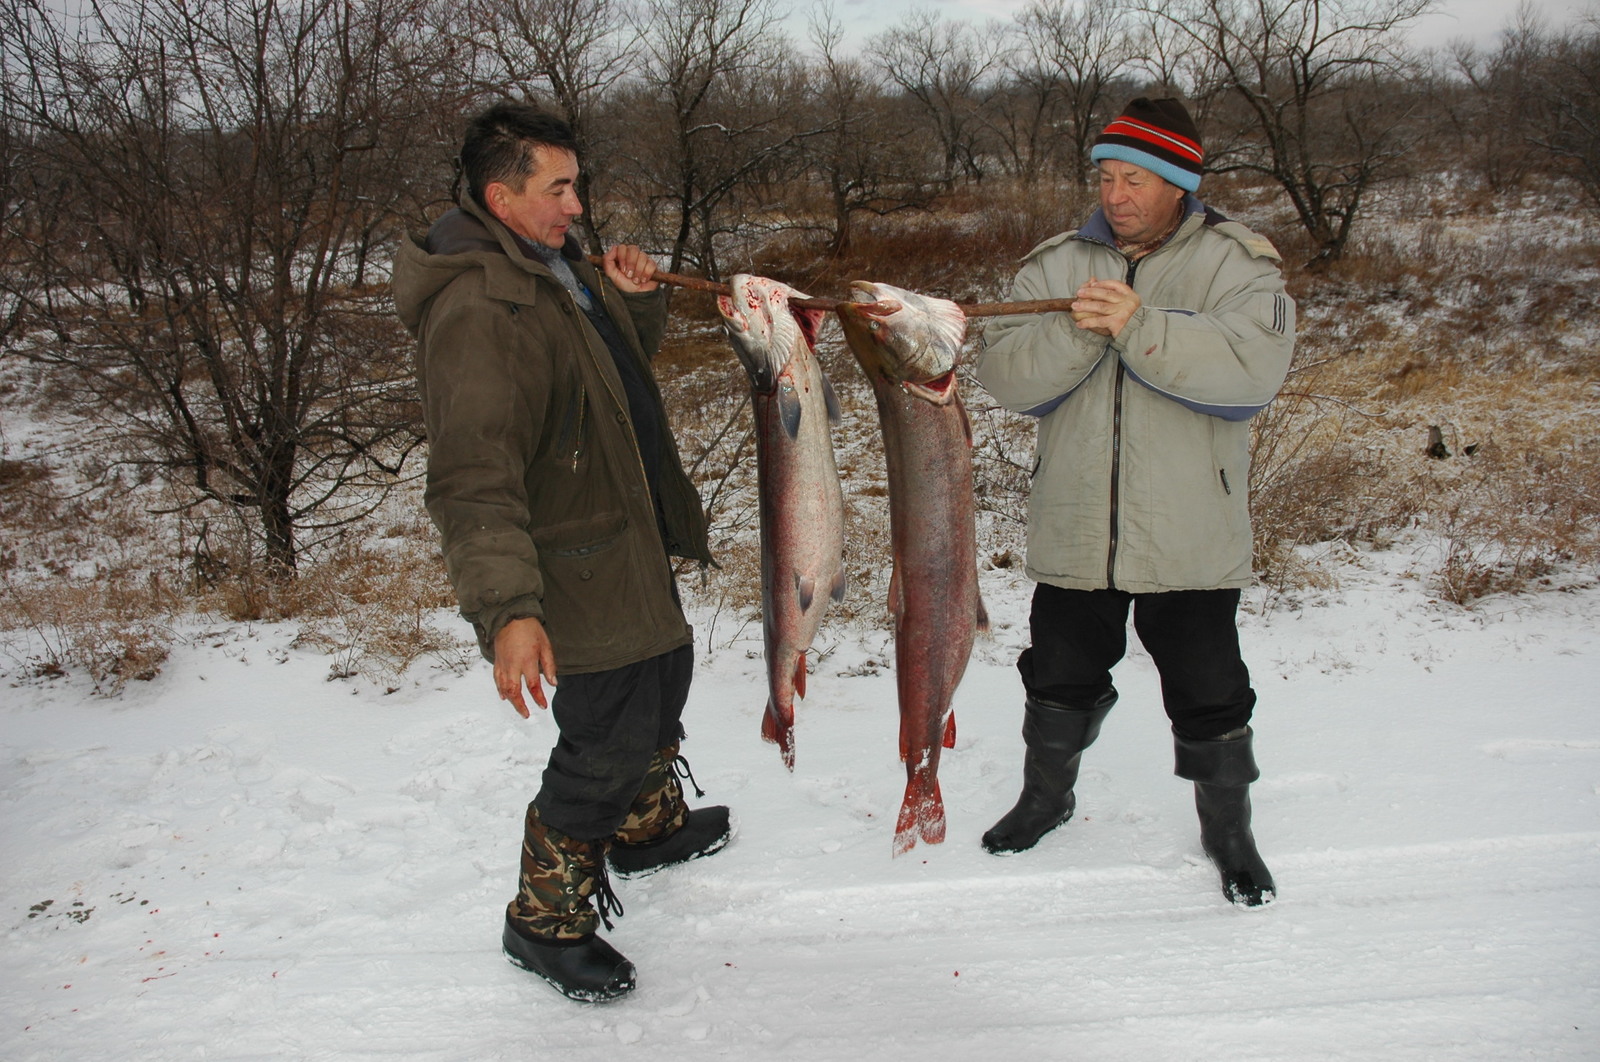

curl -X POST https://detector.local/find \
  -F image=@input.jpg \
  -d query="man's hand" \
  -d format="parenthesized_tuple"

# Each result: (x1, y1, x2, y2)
(602, 244, 659, 294)
(1071, 278, 1140, 337)
(494, 616, 557, 718)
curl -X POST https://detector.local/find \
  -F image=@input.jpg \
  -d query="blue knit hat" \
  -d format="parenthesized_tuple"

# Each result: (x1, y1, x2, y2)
(1090, 97, 1204, 192)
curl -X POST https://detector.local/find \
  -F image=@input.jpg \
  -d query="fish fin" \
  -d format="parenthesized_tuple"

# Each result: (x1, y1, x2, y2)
(760, 698, 796, 771)
(892, 776, 946, 857)
(958, 394, 974, 448)
(778, 377, 803, 440)
(887, 561, 904, 622)
(829, 567, 847, 604)
(942, 711, 957, 748)
(976, 592, 990, 634)
(795, 572, 815, 613)
(793, 652, 807, 700)
(821, 369, 842, 425)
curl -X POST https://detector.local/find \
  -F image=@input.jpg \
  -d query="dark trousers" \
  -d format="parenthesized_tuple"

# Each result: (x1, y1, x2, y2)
(533, 643, 693, 841)
(1019, 584, 1255, 740)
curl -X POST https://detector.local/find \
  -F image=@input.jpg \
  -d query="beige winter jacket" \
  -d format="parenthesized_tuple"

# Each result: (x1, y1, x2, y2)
(976, 198, 1295, 592)
(392, 200, 711, 672)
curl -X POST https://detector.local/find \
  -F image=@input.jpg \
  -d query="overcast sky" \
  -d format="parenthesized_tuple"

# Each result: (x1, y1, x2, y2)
(800, 0, 1595, 54)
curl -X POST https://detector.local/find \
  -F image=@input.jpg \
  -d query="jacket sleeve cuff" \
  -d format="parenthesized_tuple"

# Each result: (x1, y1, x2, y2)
(470, 594, 544, 663)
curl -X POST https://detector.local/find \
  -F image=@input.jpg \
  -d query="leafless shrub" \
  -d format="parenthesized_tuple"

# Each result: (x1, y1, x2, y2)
(1, 573, 176, 694)
(286, 538, 470, 688)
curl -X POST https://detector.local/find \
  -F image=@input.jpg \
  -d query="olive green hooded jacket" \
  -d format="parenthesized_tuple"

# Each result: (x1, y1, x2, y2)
(976, 197, 1295, 593)
(392, 200, 711, 673)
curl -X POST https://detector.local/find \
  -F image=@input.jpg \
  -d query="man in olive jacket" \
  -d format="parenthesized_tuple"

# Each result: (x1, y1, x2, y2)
(393, 103, 729, 1002)
(975, 98, 1294, 908)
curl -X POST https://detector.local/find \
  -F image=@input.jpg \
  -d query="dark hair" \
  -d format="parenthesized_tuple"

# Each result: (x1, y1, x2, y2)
(457, 102, 579, 212)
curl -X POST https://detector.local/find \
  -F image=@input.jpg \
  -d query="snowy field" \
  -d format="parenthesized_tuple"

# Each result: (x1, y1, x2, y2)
(4, 539, 1598, 1061)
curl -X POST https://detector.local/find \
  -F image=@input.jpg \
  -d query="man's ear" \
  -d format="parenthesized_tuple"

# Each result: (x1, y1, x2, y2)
(483, 181, 511, 223)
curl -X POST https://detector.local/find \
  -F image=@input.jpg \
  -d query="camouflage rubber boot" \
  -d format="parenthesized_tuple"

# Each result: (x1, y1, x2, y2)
(610, 742, 732, 878)
(507, 803, 623, 941)
(613, 741, 693, 846)
(503, 804, 634, 1002)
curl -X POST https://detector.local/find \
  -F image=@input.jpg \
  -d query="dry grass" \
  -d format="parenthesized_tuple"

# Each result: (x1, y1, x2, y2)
(1245, 188, 1600, 604)
(0, 449, 468, 692)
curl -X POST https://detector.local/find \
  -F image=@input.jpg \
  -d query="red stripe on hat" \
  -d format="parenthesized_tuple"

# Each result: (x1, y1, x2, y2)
(1102, 117, 1203, 162)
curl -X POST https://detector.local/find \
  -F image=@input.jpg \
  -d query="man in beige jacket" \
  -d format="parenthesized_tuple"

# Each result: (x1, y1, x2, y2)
(975, 97, 1294, 907)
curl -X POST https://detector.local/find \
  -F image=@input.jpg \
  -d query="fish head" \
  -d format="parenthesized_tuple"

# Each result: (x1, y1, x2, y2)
(836, 281, 968, 405)
(716, 274, 824, 393)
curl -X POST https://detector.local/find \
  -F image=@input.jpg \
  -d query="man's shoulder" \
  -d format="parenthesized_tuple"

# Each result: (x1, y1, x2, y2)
(1021, 227, 1107, 265)
(1022, 229, 1077, 260)
(1191, 206, 1282, 263)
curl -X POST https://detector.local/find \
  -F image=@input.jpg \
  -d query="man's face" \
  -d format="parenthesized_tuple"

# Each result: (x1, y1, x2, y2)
(486, 145, 583, 249)
(1098, 160, 1185, 245)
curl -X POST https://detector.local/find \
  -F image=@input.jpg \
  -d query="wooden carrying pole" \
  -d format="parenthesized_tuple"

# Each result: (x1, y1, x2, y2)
(585, 255, 1077, 319)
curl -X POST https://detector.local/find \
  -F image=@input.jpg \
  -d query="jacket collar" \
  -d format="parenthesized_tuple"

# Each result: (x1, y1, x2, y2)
(1074, 192, 1206, 252)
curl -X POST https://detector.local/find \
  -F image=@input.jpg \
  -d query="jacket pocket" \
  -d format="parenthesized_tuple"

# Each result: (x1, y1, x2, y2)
(530, 511, 637, 657)
(1208, 418, 1250, 539)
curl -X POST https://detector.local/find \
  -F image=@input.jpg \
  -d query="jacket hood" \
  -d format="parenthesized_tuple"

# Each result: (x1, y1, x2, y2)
(391, 199, 587, 335)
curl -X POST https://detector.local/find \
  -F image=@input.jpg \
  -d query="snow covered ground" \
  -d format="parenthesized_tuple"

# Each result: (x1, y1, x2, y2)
(4, 539, 1598, 1060)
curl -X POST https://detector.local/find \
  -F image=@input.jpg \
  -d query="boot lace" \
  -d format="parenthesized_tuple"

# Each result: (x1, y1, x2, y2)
(671, 752, 706, 799)
(592, 856, 624, 931)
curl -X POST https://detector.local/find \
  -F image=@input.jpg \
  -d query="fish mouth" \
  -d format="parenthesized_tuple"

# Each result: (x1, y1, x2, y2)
(845, 281, 900, 318)
(900, 370, 959, 406)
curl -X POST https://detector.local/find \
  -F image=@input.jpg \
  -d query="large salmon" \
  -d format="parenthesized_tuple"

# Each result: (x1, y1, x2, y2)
(717, 274, 847, 769)
(836, 281, 988, 856)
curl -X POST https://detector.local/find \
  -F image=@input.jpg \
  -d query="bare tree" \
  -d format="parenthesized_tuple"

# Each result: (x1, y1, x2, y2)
(626, 0, 820, 276)
(464, 0, 634, 251)
(1128, 1, 1222, 95)
(1448, 2, 1552, 192)
(1, 0, 458, 574)
(1012, 0, 1137, 185)
(1529, 15, 1600, 211)
(801, 6, 939, 253)
(1154, 0, 1435, 265)
(870, 9, 1003, 188)
(989, 27, 1065, 185)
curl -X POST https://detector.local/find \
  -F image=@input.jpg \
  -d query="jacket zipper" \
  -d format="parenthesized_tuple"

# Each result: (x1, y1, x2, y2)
(1106, 257, 1139, 589)
(571, 386, 585, 473)
(584, 277, 679, 575)
(590, 282, 655, 503)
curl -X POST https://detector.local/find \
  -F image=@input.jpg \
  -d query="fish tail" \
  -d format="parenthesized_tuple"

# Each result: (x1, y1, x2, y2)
(760, 697, 796, 771)
(891, 775, 946, 857)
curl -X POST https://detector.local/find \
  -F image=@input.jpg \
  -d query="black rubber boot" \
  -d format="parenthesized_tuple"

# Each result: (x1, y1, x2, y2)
(1173, 726, 1277, 908)
(502, 919, 636, 1003)
(610, 805, 732, 878)
(982, 690, 1116, 854)
(610, 747, 732, 878)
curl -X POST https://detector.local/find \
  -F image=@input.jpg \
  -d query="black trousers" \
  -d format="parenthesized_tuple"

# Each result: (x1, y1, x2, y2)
(533, 643, 693, 841)
(1019, 584, 1256, 740)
